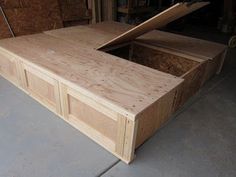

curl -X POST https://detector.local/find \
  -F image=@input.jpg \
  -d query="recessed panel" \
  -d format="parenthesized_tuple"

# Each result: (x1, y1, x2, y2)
(68, 94, 117, 142)
(0, 53, 18, 83)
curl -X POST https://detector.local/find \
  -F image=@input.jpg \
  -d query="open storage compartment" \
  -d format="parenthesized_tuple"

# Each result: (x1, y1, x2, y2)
(106, 42, 199, 77)
(104, 41, 207, 111)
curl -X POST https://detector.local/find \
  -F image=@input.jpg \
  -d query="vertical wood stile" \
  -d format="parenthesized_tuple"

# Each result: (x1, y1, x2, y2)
(122, 118, 138, 163)
(59, 83, 69, 119)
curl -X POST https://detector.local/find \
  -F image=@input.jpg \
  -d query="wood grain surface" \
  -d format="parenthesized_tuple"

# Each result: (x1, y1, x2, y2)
(0, 34, 183, 120)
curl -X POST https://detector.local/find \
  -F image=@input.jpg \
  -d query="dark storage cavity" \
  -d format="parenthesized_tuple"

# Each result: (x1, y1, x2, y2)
(106, 42, 200, 77)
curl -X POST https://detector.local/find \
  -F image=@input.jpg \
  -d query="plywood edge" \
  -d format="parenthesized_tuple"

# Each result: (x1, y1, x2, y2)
(135, 83, 180, 147)
(217, 49, 228, 74)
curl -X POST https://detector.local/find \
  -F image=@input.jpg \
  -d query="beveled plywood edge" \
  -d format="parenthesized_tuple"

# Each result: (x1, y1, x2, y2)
(217, 49, 228, 74)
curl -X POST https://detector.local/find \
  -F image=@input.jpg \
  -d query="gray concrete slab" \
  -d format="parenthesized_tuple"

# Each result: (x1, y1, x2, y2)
(1, 47, 236, 177)
(102, 69, 236, 176)
(0, 77, 118, 177)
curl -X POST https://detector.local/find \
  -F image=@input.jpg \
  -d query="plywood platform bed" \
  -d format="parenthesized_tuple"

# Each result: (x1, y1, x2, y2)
(0, 2, 227, 163)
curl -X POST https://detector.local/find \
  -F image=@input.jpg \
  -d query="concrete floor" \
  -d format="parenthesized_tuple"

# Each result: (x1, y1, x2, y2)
(0, 39, 236, 177)
(0, 77, 119, 177)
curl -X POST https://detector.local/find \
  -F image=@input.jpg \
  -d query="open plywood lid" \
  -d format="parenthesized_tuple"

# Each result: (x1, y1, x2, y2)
(98, 2, 210, 50)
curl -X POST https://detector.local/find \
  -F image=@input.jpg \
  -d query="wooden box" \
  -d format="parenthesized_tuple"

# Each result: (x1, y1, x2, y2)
(0, 2, 227, 163)
(21, 64, 61, 114)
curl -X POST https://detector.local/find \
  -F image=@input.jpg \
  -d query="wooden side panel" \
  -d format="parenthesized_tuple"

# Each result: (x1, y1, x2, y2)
(60, 84, 118, 151)
(108, 42, 207, 114)
(22, 64, 61, 114)
(68, 94, 118, 141)
(201, 51, 227, 85)
(59, 84, 137, 163)
(123, 118, 138, 163)
(136, 86, 178, 148)
(173, 61, 207, 111)
(131, 43, 199, 77)
(0, 52, 18, 84)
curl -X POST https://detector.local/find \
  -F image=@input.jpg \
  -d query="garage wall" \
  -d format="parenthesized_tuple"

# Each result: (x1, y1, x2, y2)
(0, 0, 91, 39)
(58, 0, 91, 26)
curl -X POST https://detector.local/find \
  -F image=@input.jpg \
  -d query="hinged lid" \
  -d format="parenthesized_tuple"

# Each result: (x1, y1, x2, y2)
(98, 2, 209, 50)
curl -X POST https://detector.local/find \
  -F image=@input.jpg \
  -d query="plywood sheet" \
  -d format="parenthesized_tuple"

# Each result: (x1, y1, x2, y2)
(137, 30, 227, 60)
(0, 34, 183, 119)
(45, 21, 226, 61)
(98, 2, 210, 49)
(45, 21, 133, 48)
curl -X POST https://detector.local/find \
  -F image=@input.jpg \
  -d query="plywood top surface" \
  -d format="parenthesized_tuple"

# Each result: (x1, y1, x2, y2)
(137, 30, 227, 60)
(45, 21, 133, 49)
(0, 34, 183, 120)
(45, 21, 226, 60)
(98, 2, 210, 49)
